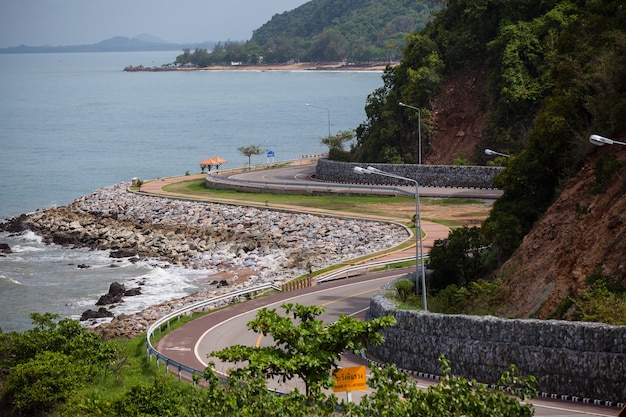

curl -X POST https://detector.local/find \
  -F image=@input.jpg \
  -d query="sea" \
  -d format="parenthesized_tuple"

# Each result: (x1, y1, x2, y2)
(0, 51, 384, 332)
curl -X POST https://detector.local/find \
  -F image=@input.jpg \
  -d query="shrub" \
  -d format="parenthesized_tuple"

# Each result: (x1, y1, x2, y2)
(394, 278, 416, 303)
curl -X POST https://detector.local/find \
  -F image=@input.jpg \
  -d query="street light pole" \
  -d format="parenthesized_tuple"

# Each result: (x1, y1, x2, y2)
(589, 134, 626, 147)
(399, 102, 422, 164)
(484, 148, 510, 158)
(353, 166, 427, 311)
(306, 103, 331, 138)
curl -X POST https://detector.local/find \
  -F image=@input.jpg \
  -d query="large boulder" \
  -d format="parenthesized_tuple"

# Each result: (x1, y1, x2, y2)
(123, 287, 142, 296)
(80, 307, 114, 321)
(96, 282, 126, 305)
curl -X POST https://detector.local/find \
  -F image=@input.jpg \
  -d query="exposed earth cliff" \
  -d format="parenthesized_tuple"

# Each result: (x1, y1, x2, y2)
(499, 149, 626, 319)
(425, 68, 626, 320)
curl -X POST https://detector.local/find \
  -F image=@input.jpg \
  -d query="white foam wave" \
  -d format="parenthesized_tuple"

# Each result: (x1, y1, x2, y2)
(70, 263, 204, 319)
(21, 230, 43, 243)
(9, 244, 45, 254)
(0, 274, 22, 285)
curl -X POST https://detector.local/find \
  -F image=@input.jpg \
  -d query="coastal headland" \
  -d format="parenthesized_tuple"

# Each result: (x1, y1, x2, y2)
(1, 182, 407, 338)
(123, 62, 394, 72)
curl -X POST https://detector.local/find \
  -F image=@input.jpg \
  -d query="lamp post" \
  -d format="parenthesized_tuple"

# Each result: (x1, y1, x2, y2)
(589, 134, 626, 147)
(484, 148, 510, 158)
(353, 166, 427, 310)
(399, 102, 422, 164)
(306, 103, 331, 138)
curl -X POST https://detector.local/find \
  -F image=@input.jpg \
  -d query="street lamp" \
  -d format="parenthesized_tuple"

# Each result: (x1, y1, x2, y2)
(484, 148, 510, 158)
(306, 103, 331, 138)
(589, 134, 626, 147)
(399, 102, 422, 164)
(353, 165, 427, 310)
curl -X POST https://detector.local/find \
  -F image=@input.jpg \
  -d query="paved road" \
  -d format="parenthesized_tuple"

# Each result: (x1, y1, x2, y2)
(158, 271, 617, 416)
(211, 164, 504, 200)
(144, 165, 618, 416)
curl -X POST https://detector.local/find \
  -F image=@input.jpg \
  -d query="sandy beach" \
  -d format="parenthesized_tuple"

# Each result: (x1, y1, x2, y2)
(124, 62, 395, 72)
(200, 62, 393, 71)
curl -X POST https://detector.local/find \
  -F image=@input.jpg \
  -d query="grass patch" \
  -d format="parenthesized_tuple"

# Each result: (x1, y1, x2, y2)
(424, 198, 486, 205)
(161, 179, 488, 225)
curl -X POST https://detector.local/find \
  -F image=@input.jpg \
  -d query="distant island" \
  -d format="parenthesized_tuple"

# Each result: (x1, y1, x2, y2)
(0, 35, 217, 54)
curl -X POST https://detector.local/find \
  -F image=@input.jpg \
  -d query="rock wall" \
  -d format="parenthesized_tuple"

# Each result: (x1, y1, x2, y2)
(2, 183, 407, 278)
(316, 159, 503, 188)
(367, 287, 626, 404)
(1, 183, 410, 338)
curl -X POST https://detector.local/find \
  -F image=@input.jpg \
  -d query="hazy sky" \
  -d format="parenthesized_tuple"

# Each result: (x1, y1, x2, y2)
(0, 0, 310, 48)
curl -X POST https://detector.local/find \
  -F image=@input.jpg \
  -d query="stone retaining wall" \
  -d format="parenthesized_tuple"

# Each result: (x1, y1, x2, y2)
(367, 289, 626, 404)
(316, 159, 503, 188)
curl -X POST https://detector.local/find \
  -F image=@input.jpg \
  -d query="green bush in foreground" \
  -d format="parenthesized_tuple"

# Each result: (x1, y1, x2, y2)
(347, 357, 536, 417)
(0, 312, 536, 416)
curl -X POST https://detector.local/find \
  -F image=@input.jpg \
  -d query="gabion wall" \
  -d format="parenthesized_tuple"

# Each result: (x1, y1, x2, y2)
(367, 290, 626, 404)
(316, 159, 503, 188)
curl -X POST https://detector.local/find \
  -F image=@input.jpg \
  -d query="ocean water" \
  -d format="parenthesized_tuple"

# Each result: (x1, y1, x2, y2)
(0, 51, 383, 332)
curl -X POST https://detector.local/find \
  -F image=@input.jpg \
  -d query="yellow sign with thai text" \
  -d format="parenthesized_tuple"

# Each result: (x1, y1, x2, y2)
(332, 366, 367, 392)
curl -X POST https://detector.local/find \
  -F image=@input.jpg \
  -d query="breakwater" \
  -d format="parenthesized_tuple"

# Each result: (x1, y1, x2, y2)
(367, 286, 626, 404)
(1, 183, 407, 337)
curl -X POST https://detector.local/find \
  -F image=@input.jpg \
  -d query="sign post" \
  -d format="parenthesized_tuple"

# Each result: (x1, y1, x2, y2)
(266, 150, 275, 164)
(332, 366, 367, 402)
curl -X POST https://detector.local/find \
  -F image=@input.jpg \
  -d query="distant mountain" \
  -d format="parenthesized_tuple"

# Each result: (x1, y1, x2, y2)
(251, 0, 440, 63)
(173, 0, 441, 67)
(0, 36, 216, 54)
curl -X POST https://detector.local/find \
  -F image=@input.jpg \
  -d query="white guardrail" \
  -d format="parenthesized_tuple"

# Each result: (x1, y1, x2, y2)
(145, 254, 427, 382)
(315, 255, 428, 283)
(146, 283, 282, 383)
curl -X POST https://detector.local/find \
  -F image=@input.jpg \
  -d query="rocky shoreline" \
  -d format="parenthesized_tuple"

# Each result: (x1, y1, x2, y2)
(1, 183, 407, 338)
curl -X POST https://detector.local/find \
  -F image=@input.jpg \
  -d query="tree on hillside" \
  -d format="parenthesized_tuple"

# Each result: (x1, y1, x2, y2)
(238, 144, 265, 166)
(308, 28, 348, 62)
(210, 303, 396, 397)
(353, 0, 626, 276)
(426, 226, 487, 292)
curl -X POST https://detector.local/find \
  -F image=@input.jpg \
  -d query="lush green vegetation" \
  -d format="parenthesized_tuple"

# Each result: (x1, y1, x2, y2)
(0, 310, 537, 416)
(350, 0, 626, 313)
(173, 0, 440, 66)
(572, 272, 626, 325)
(393, 276, 510, 316)
(211, 303, 395, 397)
(252, 0, 440, 63)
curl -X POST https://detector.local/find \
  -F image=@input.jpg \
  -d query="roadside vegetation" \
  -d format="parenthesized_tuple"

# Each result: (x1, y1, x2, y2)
(353, 0, 625, 262)
(346, 0, 626, 322)
(0, 310, 537, 416)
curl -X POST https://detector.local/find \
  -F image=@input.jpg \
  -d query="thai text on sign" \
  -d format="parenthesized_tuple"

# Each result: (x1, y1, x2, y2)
(332, 366, 367, 392)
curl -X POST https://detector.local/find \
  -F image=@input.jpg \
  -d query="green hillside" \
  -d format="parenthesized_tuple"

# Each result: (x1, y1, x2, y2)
(174, 0, 440, 66)
(352, 0, 626, 267)
(251, 0, 440, 63)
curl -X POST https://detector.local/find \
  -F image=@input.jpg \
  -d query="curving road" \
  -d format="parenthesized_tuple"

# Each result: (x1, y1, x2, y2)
(147, 164, 617, 416)
(159, 271, 419, 403)
(157, 270, 617, 416)
(211, 163, 505, 199)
